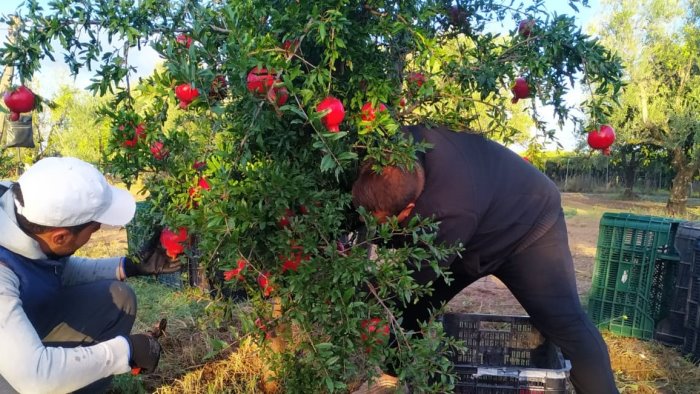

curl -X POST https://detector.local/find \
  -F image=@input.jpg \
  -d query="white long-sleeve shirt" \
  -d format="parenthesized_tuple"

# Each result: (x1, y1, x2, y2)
(0, 182, 131, 393)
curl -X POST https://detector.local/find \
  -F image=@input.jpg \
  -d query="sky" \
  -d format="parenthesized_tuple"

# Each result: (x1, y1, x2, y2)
(0, 0, 602, 151)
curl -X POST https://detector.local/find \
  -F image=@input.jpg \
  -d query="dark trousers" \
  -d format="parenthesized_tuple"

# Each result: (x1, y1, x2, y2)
(398, 214, 618, 394)
(0, 280, 137, 394)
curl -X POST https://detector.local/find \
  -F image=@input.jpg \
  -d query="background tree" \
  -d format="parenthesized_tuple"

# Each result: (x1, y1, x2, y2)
(0, 0, 624, 391)
(614, 142, 665, 198)
(47, 85, 111, 164)
(594, 0, 700, 214)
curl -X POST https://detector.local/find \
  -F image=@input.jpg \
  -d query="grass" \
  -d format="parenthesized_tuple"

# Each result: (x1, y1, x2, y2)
(82, 191, 700, 393)
(153, 337, 266, 394)
(605, 332, 700, 393)
(105, 278, 258, 394)
(563, 207, 578, 218)
(75, 224, 263, 393)
(566, 191, 700, 221)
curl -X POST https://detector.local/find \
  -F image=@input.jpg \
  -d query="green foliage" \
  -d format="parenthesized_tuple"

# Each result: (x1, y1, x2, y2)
(0, 149, 22, 178)
(593, 0, 700, 211)
(0, 0, 625, 391)
(47, 85, 112, 164)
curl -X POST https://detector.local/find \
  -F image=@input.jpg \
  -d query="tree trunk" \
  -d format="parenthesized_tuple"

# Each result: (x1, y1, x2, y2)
(666, 147, 696, 215)
(0, 18, 17, 145)
(621, 149, 638, 199)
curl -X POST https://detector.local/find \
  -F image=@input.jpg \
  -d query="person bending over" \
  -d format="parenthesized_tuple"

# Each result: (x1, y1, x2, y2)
(351, 125, 618, 394)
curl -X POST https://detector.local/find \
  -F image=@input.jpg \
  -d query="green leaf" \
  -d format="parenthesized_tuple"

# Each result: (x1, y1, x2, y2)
(319, 24, 326, 41)
(337, 151, 357, 161)
(285, 105, 308, 120)
(320, 154, 336, 172)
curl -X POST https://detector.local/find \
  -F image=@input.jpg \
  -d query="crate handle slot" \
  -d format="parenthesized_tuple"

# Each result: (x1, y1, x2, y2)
(479, 321, 513, 332)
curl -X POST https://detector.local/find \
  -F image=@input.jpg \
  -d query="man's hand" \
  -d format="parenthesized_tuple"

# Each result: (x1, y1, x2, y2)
(127, 334, 162, 374)
(126, 247, 182, 276)
(123, 230, 182, 277)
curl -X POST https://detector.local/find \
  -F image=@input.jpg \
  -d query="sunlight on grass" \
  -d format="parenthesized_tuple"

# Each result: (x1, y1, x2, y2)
(75, 227, 129, 258)
(604, 331, 700, 394)
(154, 337, 264, 394)
(108, 278, 248, 393)
(563, 207, 578, 218)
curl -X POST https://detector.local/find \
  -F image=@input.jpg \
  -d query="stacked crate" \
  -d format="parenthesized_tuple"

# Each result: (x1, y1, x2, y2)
(442, 313, 571, 393)
(587, 213, 683, 342)
(675, 222, 700, 360)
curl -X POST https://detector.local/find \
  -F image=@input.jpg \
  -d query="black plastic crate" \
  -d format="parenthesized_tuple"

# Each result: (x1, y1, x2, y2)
(652, 256, 687, 346)
(684, 276, 700, 359)
(442, 313, 571, 393)
(676, 223, 700, 359)
(126, 200, 183, 289)
(674, 222, 700, 264)
(687, 276, 700, 329)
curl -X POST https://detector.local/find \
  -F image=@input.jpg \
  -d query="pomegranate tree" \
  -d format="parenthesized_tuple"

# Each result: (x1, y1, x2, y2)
(0, 0, 625, 391)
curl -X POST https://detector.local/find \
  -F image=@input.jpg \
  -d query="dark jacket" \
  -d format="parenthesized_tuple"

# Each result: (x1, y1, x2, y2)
(404, 125, 562, 282)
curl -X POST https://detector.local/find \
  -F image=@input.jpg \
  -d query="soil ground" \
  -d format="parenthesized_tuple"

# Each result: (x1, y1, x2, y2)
(446, 192, 666, 315)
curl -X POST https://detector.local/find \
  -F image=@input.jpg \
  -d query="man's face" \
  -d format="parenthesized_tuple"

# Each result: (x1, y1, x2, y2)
(371, 210, 391, 224)
(43, 222, 102, 259)
(370, 203, 415, 225)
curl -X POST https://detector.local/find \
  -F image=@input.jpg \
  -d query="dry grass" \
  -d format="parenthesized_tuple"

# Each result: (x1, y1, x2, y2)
(145, 331, 700, 394)
(604, 332, 700, 393)
(154, 337, 265, 394)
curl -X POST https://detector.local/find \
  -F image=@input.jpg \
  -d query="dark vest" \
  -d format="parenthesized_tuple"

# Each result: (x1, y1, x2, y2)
(0, 247, 64, 326)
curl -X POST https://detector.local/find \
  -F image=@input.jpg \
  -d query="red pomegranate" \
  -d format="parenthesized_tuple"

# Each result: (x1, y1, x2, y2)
(316, 96, 345, 132)
(587, 124, 616, 150)
(176, 34, 193, 48)
(511, 77, 531, 104)
(246, 67, 276, 95)
(4, 86, 36, 113)
(174, 83, 199, 106)
(150, 141, 169, 160)
(407, 72, 426, 88)
(267, 86, 289, 106)
(361, 102, 387, 122)
(518, 19, 535, 37)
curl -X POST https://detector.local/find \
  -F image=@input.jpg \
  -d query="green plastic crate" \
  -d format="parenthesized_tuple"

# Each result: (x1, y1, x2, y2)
(587, 213, 682, 340)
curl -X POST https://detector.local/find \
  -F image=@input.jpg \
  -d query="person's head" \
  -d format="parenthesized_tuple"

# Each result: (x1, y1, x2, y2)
(12, 157, 136, 258)
(351, 160, 425, 223)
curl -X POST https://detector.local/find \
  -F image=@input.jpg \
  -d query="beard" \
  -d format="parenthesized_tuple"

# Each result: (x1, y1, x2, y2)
(45, 250, 75, 260)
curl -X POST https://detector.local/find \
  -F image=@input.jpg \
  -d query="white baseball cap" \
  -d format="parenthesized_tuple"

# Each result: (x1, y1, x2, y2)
(15, 157, 136, 227)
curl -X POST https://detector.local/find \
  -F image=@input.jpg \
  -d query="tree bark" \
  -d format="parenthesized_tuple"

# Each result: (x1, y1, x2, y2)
(621, 148, 639, 200)
(666, 147, 696, 215)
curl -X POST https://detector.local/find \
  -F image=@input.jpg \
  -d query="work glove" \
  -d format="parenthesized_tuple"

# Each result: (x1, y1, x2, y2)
(126, 334, 162, 374)
(123, 230, 182, 277)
